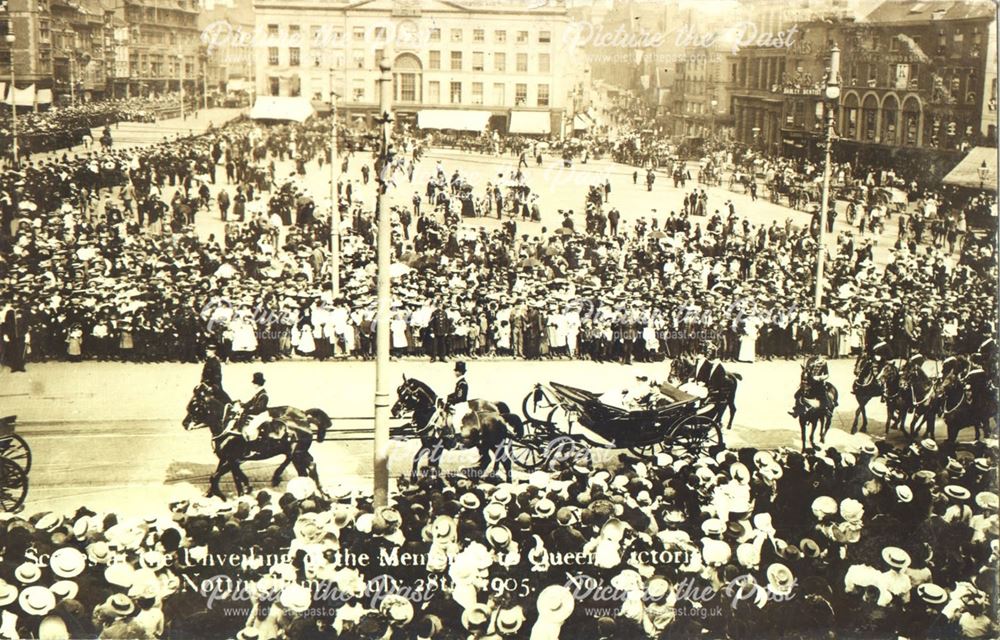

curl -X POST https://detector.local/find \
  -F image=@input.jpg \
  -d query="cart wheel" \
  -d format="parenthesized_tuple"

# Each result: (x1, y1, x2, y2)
(508, 437, 545, 471)
(0, 434, 31, 474)
(669, 415, 722, 459)
(0, 458, 28, 513)
(628, 440, 669, 461)
(542, 437, 592, 471)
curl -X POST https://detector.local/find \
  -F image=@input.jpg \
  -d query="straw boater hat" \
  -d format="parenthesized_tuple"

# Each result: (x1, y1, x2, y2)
(19, 586, 57, 616)
(882, 546, 912, 571)
(536, 585, 575, 623)
(496, 606, 526, 635)
(50, 547, 87, 579)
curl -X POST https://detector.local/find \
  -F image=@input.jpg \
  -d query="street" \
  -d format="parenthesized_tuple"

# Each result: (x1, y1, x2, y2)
(2, 356, 967, 517)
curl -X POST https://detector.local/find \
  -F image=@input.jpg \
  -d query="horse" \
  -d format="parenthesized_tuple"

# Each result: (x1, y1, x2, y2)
(182, 382, 332, 499)
(878, 362, 909, 434)
(390, 376, 516, 482)
(935, 371, 996, 444)
(851, 354, 885, 433)
(669, 355, 741, 431)
(794, 361, 839, 451)
(898, 364, 937, 439)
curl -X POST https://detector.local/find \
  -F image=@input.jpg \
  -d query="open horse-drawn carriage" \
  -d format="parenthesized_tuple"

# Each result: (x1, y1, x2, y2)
(510, 381, 723, 470)
(0, 415, 30, 512)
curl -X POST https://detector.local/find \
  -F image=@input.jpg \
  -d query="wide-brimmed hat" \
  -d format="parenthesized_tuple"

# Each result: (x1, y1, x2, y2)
(701, 518, 725, 536)
(105, 593, 135, 617)
(50, 547, 87, 579)
(380, 594, 415, 625)
(496, 605, 526, 635)
(461, 604, 491, 631)
(486, 526, 512, 548)
(811, 496, 837, 518)
(459, 493, 481, 510)
(536, 585, 574, 622)
(534, 498, 556, 518)
(917, 583, 948, 605)
(882, 546, 912, 570)
(975, 491, 999, 510)
(15, 563, 42, 584)
(50, 580, 79, 601)
(766, 563, 794, 595)
(483, 502, 506, 526)
(19, 586, 56, 616)
(896, 485, 913, 503)
(105, 562, 136, 588)
(87, 541, 112, 565)
(279, 584, 312, 613)
(944, 485, 971, 501)
(0, 579, 17, 606)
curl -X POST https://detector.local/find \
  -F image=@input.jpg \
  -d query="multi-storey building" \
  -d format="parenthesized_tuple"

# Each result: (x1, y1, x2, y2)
(671, 40, 733, 138)
(116, 0, 202, 98)
(49, 0, 108, 104)
(200, 0, 254, 94)
(838, 0, 998, 152)
(0, 0, 55, 107)
(252, 0, 579, 135)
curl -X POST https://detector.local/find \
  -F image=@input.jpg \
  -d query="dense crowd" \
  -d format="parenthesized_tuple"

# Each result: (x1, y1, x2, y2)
(0, 435, 996, 639)
(0, 114, 996, 367)
(0, 95, 189, 159)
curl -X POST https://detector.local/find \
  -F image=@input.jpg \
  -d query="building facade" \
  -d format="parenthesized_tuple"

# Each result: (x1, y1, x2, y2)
(0, 0, 55, 106)
(838, 0, 998, 152)
(200, 0, 254, 94)
(117, 0, 203, 98)
(252, 0, 579, 134)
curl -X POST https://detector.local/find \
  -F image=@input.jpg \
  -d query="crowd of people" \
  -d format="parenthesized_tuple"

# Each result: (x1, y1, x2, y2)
(0, 435, 995, 639)
(0, 95, 189, 160)
(0, 112, 995, 367)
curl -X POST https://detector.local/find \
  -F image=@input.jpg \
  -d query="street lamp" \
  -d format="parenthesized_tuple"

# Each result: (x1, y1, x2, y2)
(814, 44, 840, 309)
(6, 32, 17, 167)
(329, 67, 340, 299)
(177, 51, 185, 120)
(978, 160, 989, 189)
(711, 99, 718, 138)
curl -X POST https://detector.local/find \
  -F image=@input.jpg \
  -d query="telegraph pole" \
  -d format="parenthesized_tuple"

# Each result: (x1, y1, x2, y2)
(373, 59, 393, 507)
(329, 68, 340, 299)
(6, 31, 17, 167)
(815, 44, 840, 309)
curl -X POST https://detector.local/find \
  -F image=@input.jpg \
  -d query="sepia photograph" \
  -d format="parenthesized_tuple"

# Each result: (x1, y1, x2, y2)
(0, 0, 998, 637)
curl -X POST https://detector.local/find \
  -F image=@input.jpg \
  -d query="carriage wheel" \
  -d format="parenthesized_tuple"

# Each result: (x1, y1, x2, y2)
(628, 439, 669, 461)
(541, 437, 593, 471)
(508, 437, 546, 471)
(0, 458, 28, 512)
(522, 386, 562, 425)
(0, 435, 31, 474)
(668, 415, 722, 459)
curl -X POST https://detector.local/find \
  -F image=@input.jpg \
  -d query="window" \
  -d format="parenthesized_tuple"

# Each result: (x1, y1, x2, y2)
(268, 47, 279, 66)
(353, 51, 364, 69)
(539, 53, 550, 73)
(429, 50, 440, 70)
(353, 27, 365, 41)
(313, 52, 322, 68)
(267, 24, 279, 38)
(539, 30, 550, 43)
(269, 77, 280, 96)
(515, 83, 527, 105)
(472, 82, 483, 105)
(400, 73, 416, 101)
(451, 51, 462, 71)
(493, 82, 505, 105)
(289, 47, 300, 66)
(310, 26, 322, 48)
(474, 29, 484, 43)
(374, 26, 386, 40)
(352, 80, 365, 101)
(450, 81, 462, 103)
(516, 53, 527, 73)
(430, 28, 440, 42)
(428, 81, 440, 104)
(537, 83, 549, 107)
(495, 30, 506, 43)
(288, 25, 300, 42)
(451, 28, 462, 42)
(473, 51, 484, 72)
(495, 52, 506, 72)
(517, 30, 528, 43)
(331, 29, 343, 44)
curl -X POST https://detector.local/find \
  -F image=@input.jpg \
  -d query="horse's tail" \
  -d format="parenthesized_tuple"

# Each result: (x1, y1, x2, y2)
(306, 408, 331, 443)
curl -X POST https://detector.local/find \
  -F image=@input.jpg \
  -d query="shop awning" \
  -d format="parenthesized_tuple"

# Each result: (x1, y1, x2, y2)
(416, 109, 491, 131)
(942, 147, 998, 190)
(250, 96, 315, 123)
(509, 111, 551, 135)
(573, 113, 593, 130)
(226, 79, 249, 92)
(36, 88, 52, 105)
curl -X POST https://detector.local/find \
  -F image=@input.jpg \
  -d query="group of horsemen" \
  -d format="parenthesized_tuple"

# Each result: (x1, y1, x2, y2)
(191, 335, 997, 449)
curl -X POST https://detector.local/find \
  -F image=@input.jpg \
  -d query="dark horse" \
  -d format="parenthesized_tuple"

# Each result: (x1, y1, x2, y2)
(390, 376, 517, 482)
(851, 354, 887, 434)
(934, 365, 996, 443)
(669, 356, 741, 430)
(795, 358, 839, 451)
(182, 383, 332, 499)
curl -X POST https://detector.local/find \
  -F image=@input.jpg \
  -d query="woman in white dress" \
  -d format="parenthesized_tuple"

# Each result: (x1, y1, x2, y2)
(737, 317, 759, 363)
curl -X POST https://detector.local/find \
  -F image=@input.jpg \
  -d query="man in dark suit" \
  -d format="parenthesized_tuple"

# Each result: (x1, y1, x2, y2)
(430, 303, 450, 363)
(1, 302, 27, 372)
(446, 361, 468, 406)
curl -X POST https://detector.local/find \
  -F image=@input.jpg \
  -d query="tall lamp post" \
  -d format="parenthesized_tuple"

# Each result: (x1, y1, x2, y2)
(177, 51, 185, 121)
(372, 59, 393, 508)
(6, 32, 17, 167)
(329, 67, 340, 299)
(978, 160, 989, 189)
(814, 43, 840, 309)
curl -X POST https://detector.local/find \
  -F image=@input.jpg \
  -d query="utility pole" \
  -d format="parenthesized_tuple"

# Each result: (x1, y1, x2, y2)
(6, 31, 17, 167)
(815, 43, 840, 309)
(329, 67, 340, 299)
(70, 56, 75, 105)
(178, 48, 185, 121)
(372, 59, 393, 508)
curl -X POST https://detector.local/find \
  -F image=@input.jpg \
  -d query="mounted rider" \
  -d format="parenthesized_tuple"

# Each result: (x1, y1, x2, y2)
(428, 361, 469, 448)
(790, 355, 831, 418)
(200, 344, 225, 397)
(446, 361, 469, 406)
(236, 372, 270, 440)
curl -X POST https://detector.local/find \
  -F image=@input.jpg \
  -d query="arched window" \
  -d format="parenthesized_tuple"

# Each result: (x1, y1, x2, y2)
(861, 94, 879, 141)
(881, 94, 899, 144)
(842, 93, 860, 139)
(393, 53, 422, 103)
(901, 96, 921, 146)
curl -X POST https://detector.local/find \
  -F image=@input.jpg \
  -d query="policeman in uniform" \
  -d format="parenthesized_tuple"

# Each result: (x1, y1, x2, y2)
(200, 344, 224, 396)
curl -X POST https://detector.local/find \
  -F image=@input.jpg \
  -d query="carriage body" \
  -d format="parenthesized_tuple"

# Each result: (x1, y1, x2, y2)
(0, 416, 30, 512)
(511, 382, 722, 469)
